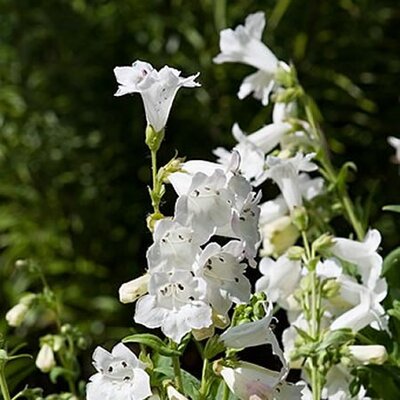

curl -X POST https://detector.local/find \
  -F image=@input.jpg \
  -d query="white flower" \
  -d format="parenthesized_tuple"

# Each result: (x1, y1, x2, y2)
(220, 302, 287, 376)
(218, 361, 300, 400)
(256, 255, 302, 308)
(194, 241, 250, 315)
(388, 136, 400, 164)
(166, 386, 188, 400)
(329, 274, 387, 332)
(174, 170, 233, 241)
(36, 344, 56, 373)
(213, 122, 292, 185)
(147, 219, 203, 273)
(6, 303, 29, 327)
(331, 229, 383, 289)
(114, 60, 200, 132)
(265, 153, 318, 210)
(134, 271, 212, 343)
(349, 345, 387, 365)
(119, 274, 151, 304)
(214, 12, 279, 105)
(86, 343, 152, 400)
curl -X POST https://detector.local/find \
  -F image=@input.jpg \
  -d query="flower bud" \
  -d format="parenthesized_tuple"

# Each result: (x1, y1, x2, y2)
(6, 303, 29, 327)
(286, 246, 305, 260)
(36, 344, 56, 373)
(291, 206, 308, 231)
(349, 345, 387, 365)
(166, 386, 188, 400)
(119, 273, 150, 304)
(312, 233, 334, 254)
(260, 216, 299, 257)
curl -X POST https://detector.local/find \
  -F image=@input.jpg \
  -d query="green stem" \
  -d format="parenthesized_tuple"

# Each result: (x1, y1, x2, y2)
(172, 355, 183, 393)
(301, 231, 322, 400)
(222, 381, 230, 400)
(302, 94, 365, 240)
(151, 149, 160, 214)
(199, 358, 209, 399)
(0, 366, 11, 400)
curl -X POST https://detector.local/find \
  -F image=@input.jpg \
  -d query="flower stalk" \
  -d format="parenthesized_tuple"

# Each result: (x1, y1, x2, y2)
(0, 355, 11, 400)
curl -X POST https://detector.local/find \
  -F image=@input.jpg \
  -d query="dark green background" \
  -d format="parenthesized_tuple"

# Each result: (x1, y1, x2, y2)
(0, 0, 399, 395)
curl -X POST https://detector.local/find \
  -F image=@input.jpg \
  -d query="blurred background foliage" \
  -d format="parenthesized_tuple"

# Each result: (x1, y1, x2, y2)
(0, 0, 400, 394)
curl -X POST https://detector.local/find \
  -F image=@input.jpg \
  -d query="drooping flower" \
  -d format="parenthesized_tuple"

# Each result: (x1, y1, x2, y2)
(114, 61, 200, 132)
(86, 343, 152, 400)
(217, 361, 302, 400)
(6, 303, 29, 327)
(134, 270, 212, 343)
(214, 12, 280, 105)
(331, 229, 383, 289)
(388, 136, 400, 164)
(265, 153, 318, 210)
(36, 343, 56, 373)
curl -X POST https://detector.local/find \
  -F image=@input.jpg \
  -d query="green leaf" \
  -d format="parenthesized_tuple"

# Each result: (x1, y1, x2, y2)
(122, 334, 181, 357)
(383, 248, 400, 288)
(383, 205, 400, 213)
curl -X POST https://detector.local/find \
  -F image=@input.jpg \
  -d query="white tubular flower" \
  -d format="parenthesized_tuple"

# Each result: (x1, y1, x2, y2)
(349, 345, 387, 365)
(329, 275, 387, 332)
(388, 136, 400, 164)
(194, 241, 251, 315)
(214, 12, 279, 105)
(86, 343, 152, 400)
(321, 364, 370, 400)
(221, 302, 287, 375)
(265, 153, 318, 210)
(119, 274, 150, 304)
(36, 344, 56, 373)
(331, 229, 383, 289)
(114, 60, 200, 133)
(134, 271, 212, 343)
(6, 303, 29, 327)
(147, 219, 202, 273)
(166, 386, 188, 400)
(272, 101, 298, 123)
(255, 255, 302, 308)
(218, 361, 301, 400)
(214, 122, 292, 185)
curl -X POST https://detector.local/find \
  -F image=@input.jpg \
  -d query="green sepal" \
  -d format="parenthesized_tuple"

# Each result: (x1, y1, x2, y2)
(122, 333, 182, 357)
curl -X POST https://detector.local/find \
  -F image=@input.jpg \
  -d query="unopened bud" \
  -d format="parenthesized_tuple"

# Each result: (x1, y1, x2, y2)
(6, 303, 29, 327)
(312, 233, 334, 254)
(260, 216, 299, 257)
(119, 273, 150, 304)
(291, 206, 309, 231)
(286, 246, 305, 260)
(349, 345, 388, 365)
(15, 259, 28, 268)
(36, 344, 56, 373)
(321, 278, 340, 299)
(166, 385, 188, 400)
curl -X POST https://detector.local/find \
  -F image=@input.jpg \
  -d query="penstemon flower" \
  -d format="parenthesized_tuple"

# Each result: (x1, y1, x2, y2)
(213, 12, 281, 105)
(134, 270, 212, 343)
(114, 60, 200, 133)
(36, 343, 56, 373)
(265, 153, 318, 210)
(86, 343, 152, 400)
(255, 255, 302, 309)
